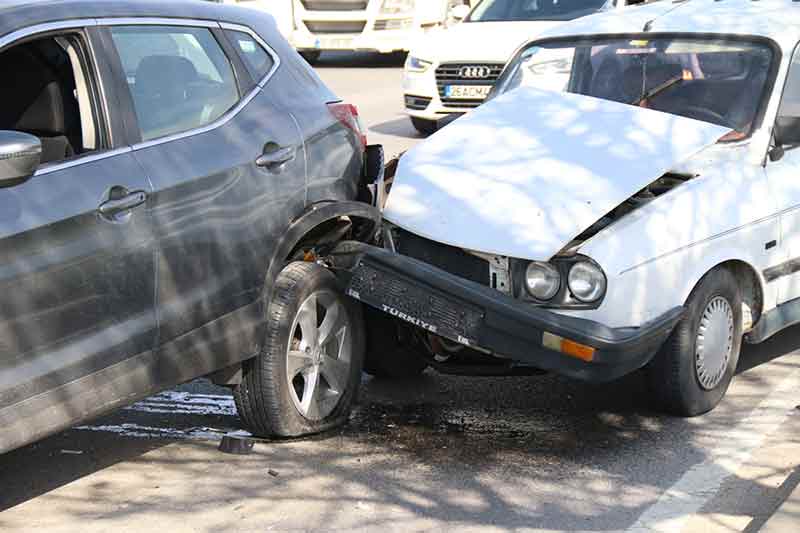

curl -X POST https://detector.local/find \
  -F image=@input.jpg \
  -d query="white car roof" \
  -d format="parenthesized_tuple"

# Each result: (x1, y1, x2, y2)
(536, 0, 800, 49)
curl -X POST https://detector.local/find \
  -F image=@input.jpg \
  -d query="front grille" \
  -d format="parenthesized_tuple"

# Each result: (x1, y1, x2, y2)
(300, 0, 368, 10)
(404, 95, 432, 111)
(394, 228, 488, 287)
(348, 261, 485, 343)
(303, 20, 366, 34)
(435, 62, 504, 109)
(374, 18, 413, 31)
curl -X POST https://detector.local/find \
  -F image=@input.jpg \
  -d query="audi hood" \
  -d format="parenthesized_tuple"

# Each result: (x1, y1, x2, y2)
(383, 87, 730, 261)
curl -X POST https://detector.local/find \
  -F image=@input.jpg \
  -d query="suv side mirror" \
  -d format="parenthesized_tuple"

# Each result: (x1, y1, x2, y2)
(0, 131, 41, 187)
(450, 4, 470, 22)
(775, 116, 800, 147)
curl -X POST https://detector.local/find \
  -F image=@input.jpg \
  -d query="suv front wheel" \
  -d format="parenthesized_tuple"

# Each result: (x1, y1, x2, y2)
(234, 262, 365, 437)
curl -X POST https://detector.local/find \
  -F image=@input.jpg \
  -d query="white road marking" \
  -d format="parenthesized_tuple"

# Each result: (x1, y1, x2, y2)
(627, 368, 800, 532)
(73, 391, 237, 441)
(73, 423, 224, 441)
(124, 390, 237, 417)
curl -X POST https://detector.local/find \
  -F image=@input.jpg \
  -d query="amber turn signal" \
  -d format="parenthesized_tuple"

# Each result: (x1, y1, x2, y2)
(542, 332, 595, 362)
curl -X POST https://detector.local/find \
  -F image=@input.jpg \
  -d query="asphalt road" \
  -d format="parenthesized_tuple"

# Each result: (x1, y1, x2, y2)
(2, 52, 799, 533)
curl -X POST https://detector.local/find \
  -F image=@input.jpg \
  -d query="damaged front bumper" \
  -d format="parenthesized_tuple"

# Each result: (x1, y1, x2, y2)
(334, 243, 683, 383)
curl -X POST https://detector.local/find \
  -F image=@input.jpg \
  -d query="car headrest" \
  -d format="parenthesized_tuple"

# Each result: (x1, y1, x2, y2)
(135, 55, 199, 100)
(0, 46, 66, 136)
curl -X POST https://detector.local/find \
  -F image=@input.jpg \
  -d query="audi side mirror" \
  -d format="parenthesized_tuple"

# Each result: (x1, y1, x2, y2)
(0, 131, 41, 188)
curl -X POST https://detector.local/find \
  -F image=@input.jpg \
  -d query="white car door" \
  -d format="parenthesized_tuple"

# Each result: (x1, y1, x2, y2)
(765, 43, 800, 303)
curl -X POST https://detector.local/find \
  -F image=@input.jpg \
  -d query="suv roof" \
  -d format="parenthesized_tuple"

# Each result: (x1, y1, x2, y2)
(0, 0, 268, 39)
(537, 0, 800, 49)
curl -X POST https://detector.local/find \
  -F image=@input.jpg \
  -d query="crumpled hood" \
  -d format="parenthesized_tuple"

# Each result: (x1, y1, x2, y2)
(383, 87, 730, 261)
(411, 21, 562, 64)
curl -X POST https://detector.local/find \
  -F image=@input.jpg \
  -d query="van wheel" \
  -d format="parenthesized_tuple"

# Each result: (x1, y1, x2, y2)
(410, 117, 438, 136)
(234, 262, 364, 437)
(646, 267, 742, 417)
(363, 309, 429, 378)
(300, 50, 321, 64)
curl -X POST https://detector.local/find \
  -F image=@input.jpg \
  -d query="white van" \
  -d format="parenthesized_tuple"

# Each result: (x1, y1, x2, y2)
(222, 0, 474, 63)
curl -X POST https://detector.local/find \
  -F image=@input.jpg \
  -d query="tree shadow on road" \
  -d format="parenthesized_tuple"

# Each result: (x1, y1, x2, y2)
(0, 328, 798, 531)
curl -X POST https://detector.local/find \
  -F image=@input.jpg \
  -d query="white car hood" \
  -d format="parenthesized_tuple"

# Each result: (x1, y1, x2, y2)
(412, 21, 562, 64)
(383, 87, 730, 261)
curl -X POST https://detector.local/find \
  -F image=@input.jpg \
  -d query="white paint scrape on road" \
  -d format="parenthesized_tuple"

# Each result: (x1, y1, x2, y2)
(628, 368, 800, 532)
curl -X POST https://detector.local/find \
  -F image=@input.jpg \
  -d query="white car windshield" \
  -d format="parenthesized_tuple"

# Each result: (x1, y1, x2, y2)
(494, 37, 775, 138)
(467, 0, 611, 22)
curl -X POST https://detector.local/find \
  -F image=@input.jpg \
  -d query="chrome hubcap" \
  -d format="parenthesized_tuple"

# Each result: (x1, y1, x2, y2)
(695, 296, 734, 390)
(286, 290, 352, 421)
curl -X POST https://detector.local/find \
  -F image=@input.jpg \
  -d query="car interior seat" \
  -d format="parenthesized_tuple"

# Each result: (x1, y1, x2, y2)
(0, 43, 79, 164)
(133, 55, 202, 140)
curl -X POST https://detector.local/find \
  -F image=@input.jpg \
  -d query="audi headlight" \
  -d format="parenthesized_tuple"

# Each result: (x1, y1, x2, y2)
(568, 262, 606, 303)
(405, 55, 432, 73)
(525, 262, 561, 301)
(381, 0, 415, 14)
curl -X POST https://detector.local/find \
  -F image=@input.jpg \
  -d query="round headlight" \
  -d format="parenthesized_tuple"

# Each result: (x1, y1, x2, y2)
(525, 262, 561, 301)
(568, 262, 606, 303)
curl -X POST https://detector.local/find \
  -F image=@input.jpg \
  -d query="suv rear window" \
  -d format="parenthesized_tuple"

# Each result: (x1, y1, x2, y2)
(110, 25, 240, 142)
(225, 30, 275, 82)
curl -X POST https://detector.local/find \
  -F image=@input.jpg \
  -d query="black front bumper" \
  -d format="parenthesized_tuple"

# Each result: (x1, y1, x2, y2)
(336, 244, 683, 383)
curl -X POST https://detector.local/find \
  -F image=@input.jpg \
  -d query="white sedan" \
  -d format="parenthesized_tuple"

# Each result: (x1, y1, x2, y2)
(338, 0, 800, 416)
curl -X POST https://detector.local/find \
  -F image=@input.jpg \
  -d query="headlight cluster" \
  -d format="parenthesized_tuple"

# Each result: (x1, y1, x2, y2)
(523, 258, 606, 306)
(380, 0, 415, 14)
(405, 56, 432, 73)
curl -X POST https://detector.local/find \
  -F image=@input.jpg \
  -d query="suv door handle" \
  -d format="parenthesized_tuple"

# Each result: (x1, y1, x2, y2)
(98, 190, 147, 221)
(256, 146, 296, 171)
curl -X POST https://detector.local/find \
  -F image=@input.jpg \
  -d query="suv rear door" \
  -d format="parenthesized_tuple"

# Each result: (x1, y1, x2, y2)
(102, 20, 307, 375)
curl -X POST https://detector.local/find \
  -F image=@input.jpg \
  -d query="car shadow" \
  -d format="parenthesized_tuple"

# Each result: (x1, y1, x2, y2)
(369, 117, 427, 140)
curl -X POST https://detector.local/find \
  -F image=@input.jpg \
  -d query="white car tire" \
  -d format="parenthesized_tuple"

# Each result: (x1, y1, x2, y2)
(646, 267, 742, 417)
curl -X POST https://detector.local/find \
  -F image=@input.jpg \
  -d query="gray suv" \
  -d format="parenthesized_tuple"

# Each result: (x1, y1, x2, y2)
(0, 0, 381, 453)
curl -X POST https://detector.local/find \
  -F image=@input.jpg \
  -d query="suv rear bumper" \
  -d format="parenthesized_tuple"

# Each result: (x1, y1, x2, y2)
(335, 244, 682, 383)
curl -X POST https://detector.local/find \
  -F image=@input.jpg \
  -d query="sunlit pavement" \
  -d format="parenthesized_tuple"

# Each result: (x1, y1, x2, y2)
(1, 52, 798, 533)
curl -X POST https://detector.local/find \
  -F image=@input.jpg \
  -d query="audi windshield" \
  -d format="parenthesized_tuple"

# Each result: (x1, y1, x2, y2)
(467, 0, 611, 22)
(493, 36, 775, 139)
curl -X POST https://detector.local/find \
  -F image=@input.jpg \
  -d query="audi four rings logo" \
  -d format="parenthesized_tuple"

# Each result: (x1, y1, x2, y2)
(459, 66, 491, 79)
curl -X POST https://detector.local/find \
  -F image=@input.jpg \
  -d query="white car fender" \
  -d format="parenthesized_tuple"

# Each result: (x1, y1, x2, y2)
(571, 158, 781, 329)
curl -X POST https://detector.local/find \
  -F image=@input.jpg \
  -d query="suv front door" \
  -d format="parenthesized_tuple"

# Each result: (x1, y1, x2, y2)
(0, 27, 156, 453)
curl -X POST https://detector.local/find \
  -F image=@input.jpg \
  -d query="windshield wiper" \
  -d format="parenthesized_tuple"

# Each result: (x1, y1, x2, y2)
(631, 74, 685, 106)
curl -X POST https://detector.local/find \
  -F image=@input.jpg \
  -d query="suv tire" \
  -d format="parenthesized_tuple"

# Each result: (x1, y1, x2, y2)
(234, 262, 364, 437)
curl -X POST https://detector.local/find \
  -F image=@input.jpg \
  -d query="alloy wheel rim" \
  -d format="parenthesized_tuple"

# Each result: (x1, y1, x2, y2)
(695, 296, 734, 391)
(286, 290, 352, 421)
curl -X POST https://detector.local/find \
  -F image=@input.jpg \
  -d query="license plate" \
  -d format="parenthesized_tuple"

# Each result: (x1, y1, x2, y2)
(315, 37, 354, 50)
(347, 261, 484, 347)
(444, 85, 492, 100)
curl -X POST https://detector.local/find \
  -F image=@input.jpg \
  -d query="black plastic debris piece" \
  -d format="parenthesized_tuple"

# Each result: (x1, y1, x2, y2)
(219, 434, 255, 455)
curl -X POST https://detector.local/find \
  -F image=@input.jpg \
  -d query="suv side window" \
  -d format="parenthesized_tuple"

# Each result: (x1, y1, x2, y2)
(109, 25, 240, 142)
(225, 30, 275, 82)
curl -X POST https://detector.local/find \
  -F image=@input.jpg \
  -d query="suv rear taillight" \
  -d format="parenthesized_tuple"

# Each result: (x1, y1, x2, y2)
(327, 102, 367, 150)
